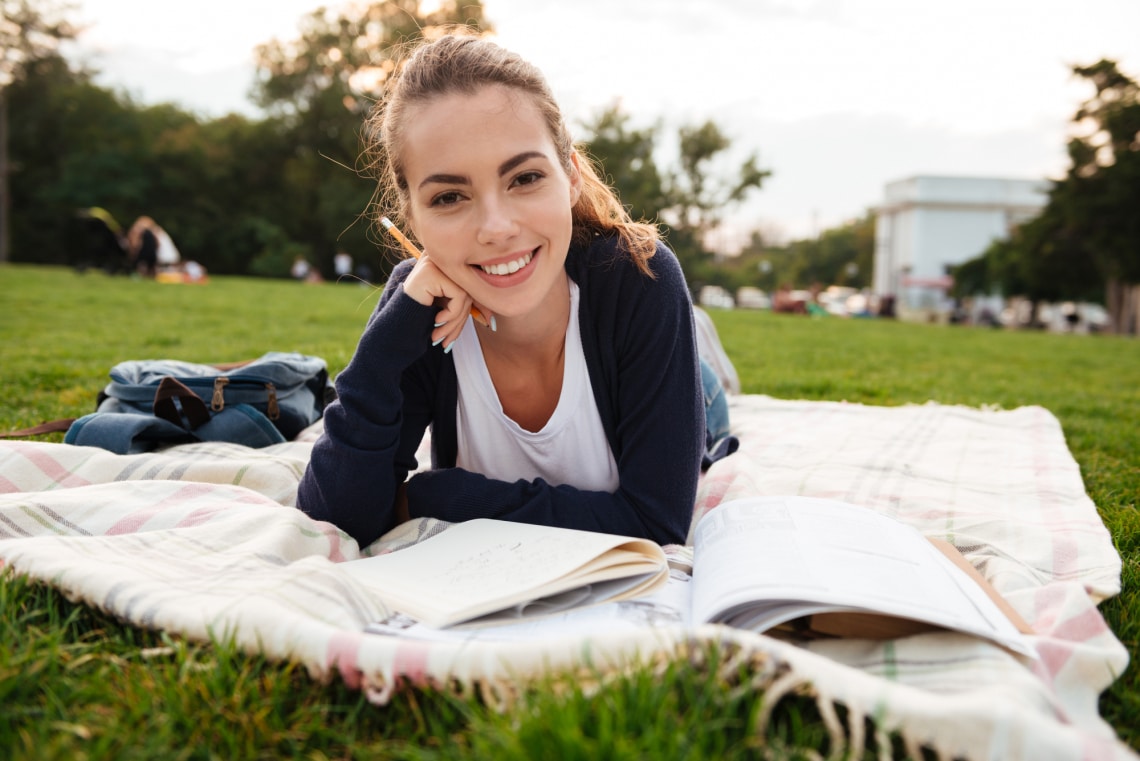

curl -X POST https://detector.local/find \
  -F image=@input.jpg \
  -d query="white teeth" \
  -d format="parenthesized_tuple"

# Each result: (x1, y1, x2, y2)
(480, 252, 532, 276)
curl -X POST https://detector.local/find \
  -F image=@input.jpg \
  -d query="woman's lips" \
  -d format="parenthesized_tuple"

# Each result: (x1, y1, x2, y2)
(478, 250, 534, 276)
(472, 247, 539, 286)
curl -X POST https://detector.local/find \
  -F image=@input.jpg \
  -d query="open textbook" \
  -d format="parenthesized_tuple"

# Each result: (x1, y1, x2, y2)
(356, 497, 1035, 658)
(339, 518, 669, 628)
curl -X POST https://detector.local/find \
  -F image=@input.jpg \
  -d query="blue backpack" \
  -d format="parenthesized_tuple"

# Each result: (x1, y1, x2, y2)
(52, 353, 335, 454)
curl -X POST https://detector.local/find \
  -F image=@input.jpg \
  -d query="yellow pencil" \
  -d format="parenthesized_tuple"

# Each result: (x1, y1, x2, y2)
(380, 216, 489, 327)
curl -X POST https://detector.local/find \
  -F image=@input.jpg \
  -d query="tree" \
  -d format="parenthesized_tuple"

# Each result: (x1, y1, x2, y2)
(6, 45, 305, 274)
(1059, 59, 1140, 332)
(6, 53, 139, 266)
(577, 104, 665, 226)
(251, 1, 491, 278)
(729, 213, 876, 298)
(0, 0, 76, 262)
(781, 213, 875, 289)
(958, 60, 1140, 333)
(664, 120, 769, 276)
(579, 104, 770, 285)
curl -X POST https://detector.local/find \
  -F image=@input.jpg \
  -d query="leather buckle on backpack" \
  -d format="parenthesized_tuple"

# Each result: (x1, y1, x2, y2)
(265, 383, 280, 421)
(211, 377, 229, 412)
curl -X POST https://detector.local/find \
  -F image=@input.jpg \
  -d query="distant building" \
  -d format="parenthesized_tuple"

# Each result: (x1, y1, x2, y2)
(873, 175, 1049, 319)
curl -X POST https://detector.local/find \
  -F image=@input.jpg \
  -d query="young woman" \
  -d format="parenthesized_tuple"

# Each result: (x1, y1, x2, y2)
(297, 33, 730, 548)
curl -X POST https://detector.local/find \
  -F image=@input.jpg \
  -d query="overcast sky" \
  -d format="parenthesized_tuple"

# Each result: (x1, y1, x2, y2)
(71, 0, 1140, 245)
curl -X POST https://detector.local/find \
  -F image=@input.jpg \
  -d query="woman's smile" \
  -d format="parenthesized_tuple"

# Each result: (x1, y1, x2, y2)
(473, 247, 539, 286)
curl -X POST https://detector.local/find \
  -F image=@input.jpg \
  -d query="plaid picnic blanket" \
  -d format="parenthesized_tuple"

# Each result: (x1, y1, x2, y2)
(0, 395, 1133, 761)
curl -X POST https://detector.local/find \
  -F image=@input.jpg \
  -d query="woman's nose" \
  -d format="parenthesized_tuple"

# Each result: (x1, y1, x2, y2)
(475, 196, 519, 245)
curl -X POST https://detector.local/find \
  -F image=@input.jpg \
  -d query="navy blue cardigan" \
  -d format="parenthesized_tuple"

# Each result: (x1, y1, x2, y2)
(297, 235, 705, 548)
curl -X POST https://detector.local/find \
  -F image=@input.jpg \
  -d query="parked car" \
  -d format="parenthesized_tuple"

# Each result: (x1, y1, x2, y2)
(699, 285, 735, 309)
(736, 287, 771, 310)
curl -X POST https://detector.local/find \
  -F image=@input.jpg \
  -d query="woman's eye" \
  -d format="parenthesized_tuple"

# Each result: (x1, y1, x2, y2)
(512, 171, 544, 188)
(430, 191, 463, 207)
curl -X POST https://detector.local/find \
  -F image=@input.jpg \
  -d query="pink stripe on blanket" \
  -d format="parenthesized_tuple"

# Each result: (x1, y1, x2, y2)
(0, 474, 20, 493)
(393, 640, 433, 687)
(14, 445, 93, 489)
(1034, 605, 1112, 678)
(324, 526, 347, 563)
(172, 490, 281, 528)
(1052, 532, 1080, 580)
(695, 470, 735, 512)
(1028, 412, 1086, 582)
(175, 505, 232, 528)
(326, 631, 365, 689)
(105, 483, 216, 535)
(1050, 603, 1112, 643)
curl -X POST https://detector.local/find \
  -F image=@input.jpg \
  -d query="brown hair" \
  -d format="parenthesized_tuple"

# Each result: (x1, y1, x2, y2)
(363, 32, 658, 275)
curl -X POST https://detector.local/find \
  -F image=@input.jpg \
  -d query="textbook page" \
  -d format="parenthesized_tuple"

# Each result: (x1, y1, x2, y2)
(341, 518, 667, 628)
(689, 497, 1034, 657)
(365, 567, 694, 642)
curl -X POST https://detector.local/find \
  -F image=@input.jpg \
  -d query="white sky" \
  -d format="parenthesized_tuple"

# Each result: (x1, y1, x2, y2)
(71, 0, 1140, 245)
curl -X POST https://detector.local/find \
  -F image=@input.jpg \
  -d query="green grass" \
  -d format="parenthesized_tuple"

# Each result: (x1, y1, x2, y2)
(1, 264, 1136, 758)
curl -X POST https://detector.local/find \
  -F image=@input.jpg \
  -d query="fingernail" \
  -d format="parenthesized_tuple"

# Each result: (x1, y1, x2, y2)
(434, 321, 448, 327)
(432, 336, 444, 347)
(490, 315, 497, 332)
(443, 341, 453, 354)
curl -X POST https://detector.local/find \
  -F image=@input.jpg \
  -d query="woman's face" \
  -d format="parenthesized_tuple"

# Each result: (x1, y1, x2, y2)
(401, 84, 581, 322)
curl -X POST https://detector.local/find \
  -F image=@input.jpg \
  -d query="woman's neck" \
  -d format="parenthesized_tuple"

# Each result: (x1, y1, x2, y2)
(474, 275, 572, 432)
(475, 274, 571, 364)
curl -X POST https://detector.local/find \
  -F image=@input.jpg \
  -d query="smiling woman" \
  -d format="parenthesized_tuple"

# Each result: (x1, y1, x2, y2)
(296, 32, 734, 549)
(398, 86, 581, 332)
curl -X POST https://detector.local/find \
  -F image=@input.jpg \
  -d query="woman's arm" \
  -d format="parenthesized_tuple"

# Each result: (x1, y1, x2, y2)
(403, 241, 703, 545)
(296, 261, 439, 547)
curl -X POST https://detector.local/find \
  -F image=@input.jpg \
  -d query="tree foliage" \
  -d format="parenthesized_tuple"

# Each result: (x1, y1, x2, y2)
(7, 52, 300, 274)
(250, 0, 491, 278)
(952, 58, 1140, 332)
(253, 0, 489, 117)
(1, 0, 77, 262)
(7, 1, 779, 290)
(579, 103, 770, 285)
(577, 105, 665, 226)
(5, 1, 491, 278)
(733, 212, 876, 295)
(663, 120, 770, 279)
(0, 0, 75, 86)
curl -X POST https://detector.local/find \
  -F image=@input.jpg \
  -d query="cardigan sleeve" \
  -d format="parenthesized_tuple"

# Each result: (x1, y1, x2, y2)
(295, 260, 439, 547)
(403, 239, 703, 545)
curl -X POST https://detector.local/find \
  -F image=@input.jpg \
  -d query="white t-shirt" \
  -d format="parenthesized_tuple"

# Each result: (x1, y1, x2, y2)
(452, 281, 620, 492)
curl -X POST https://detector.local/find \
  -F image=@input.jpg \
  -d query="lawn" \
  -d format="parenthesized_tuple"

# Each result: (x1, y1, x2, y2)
(1, 264, 1136, 759)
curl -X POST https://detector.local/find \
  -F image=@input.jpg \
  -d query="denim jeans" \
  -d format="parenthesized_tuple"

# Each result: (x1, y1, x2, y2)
(700, 357, 731, 443)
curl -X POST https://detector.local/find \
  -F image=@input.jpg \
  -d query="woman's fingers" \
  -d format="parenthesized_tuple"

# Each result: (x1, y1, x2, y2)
(431, 294, 474, 351)
(404, 254, 495, 352)
(402, 255, 450, 307)
(406, 256, 466, 351)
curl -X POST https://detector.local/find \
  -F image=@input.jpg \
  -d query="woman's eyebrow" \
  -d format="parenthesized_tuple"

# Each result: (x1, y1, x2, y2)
(417, 151, 549, 190)
(498, 151, 548, 176)
(418, 172, 468, 190)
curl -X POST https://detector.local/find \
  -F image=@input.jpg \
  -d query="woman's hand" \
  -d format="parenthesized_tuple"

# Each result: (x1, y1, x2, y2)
(402, 254, 491, 350)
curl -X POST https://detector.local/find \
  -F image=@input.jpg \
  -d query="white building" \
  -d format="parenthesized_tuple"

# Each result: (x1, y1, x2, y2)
(873, 175, 1049, 319)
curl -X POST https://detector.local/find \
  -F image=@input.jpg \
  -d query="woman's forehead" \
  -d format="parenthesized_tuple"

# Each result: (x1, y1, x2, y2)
(401, 86, 556, 174)
(406, 84, 542, 131)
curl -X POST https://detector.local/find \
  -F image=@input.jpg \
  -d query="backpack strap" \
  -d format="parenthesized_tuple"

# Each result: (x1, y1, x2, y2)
(0, 419, 77, 438)
(152, 376, 211, 430)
